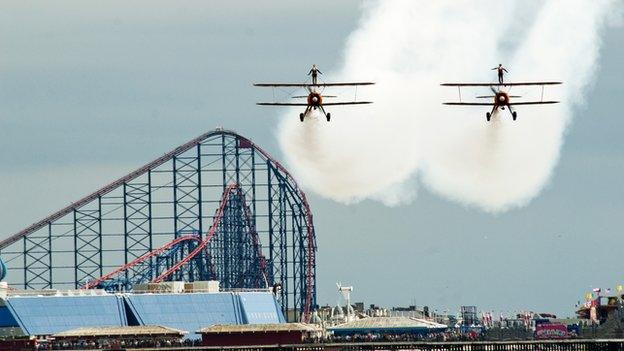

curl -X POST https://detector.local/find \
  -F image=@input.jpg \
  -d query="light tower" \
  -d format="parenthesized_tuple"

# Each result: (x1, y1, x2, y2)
(337, 282, 355, 322)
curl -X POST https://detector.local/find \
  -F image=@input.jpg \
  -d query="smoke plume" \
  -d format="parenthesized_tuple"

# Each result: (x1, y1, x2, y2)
(278, 0, 620, 212)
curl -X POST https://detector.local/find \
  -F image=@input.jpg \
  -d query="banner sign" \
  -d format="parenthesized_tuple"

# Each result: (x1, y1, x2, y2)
(535, 324, 568, 339)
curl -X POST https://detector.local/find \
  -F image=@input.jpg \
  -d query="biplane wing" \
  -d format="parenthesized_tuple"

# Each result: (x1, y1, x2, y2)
(291, 95, 337, 98)
(257, 101, 372, 106)
(441, 82, 562, 87)
(256, 102, 308, 106)
(443, 102, 497, 106)
(507, 101, 559, 105)
(476, 95, 521, 98)
(444, 101, 559, 106)
(254, 82, 375, 87)
(322, 101, 373, 106)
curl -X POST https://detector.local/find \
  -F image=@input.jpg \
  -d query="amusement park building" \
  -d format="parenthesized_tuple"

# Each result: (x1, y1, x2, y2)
(0, 290, 284, 339)
(328, 316, 448, 337)
(198, 323, 321, 346)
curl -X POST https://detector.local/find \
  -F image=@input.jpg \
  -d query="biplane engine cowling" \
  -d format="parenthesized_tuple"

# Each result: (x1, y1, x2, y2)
(496, 92, 508, 104)
(307, 92, 323, 106)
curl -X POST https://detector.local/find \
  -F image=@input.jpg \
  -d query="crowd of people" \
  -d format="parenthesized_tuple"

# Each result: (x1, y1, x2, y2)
(312, 330, 483, 343)
(34, 337, 202, 350)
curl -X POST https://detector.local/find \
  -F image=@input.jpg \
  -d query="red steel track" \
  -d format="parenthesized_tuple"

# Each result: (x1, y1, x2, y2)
(82, 235, 203, 290)
(83, 183, 260, 289)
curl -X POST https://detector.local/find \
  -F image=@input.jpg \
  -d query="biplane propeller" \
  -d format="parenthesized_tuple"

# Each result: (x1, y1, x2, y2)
(441, 81, 562, 121)
(254, 75, 374, 122)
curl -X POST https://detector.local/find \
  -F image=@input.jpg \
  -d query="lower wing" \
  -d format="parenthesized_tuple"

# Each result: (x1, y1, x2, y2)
(509, 101, 559, 105)
(444, 101, 559, 106)
(441, 82, 562, 87)
(323, 101, 373, 106)
(257, 103, 308, 106)
(444, 102, 495, 106)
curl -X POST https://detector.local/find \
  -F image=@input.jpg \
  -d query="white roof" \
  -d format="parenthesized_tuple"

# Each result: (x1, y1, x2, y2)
(53, 325, 187, 338)
(330, 316, 447, 330)
(199, 323, 321, 333)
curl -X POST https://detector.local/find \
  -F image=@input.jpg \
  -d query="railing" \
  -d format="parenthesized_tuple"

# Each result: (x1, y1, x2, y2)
(2, 288, 109, 297)
(1, 287, 271, 298)
(124, 340, 624, 351)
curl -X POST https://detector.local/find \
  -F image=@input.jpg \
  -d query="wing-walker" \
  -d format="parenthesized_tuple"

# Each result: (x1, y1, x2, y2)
(442, 65, 562, 121)
(254, 65, 374, 122)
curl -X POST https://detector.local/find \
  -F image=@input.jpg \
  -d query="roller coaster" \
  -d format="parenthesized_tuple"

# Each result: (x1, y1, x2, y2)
(82, 184, 268, 291)
(0, 129, 316, 321)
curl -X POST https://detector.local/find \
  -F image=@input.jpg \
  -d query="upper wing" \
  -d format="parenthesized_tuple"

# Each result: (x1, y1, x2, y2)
(441, 82, 562, 87)
(254, 82, 375, 87)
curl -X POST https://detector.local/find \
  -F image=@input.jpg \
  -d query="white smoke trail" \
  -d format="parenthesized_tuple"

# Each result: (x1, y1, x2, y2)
(278, 0, 619, 211)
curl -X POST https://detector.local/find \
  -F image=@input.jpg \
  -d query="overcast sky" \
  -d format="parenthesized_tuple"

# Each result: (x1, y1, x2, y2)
(1, 1, 623, 317)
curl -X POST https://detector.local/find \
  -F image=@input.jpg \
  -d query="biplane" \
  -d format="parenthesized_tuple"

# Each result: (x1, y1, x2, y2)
(441, 81, 562, 121)
(254, 68, 374, 122)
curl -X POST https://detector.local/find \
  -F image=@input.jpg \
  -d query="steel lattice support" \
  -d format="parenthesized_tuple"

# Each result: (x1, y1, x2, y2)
(173, 152, 202, 237)
(0, 129, 316, 321)
(23, 233, 51, 289)
(74, 199, 102, 288)
(124, 177, 152, 262)
(206, 186, 266, 290)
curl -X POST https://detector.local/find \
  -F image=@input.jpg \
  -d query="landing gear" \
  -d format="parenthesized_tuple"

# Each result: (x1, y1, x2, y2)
(319, 106, 330, 122)
(486, 112, 491, 122)
(512, 111, 517, 121)
(299, 113, 304, 122)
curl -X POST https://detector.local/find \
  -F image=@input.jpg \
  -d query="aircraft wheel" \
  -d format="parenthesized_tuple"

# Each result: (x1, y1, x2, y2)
(299, 113, 304, 122)
(512, 112, 517, 121)
(486, 112, 491, 122)
(326, 113, 331, 122)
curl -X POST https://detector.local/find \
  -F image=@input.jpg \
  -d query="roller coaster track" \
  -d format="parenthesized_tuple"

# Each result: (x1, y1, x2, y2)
(0, 131, 221, 250)
(81, 235, 203, 289)
(83, 183, 265, 289)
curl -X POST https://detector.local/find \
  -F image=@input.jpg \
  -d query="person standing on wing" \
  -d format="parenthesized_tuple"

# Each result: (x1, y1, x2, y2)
(308, 64, 322, 85)
(492, 64, 508, 84)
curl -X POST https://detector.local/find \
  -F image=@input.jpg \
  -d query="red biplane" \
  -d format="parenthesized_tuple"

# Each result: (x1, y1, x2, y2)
(254, 67, 374, 122)
(442, 79, 562, 121)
